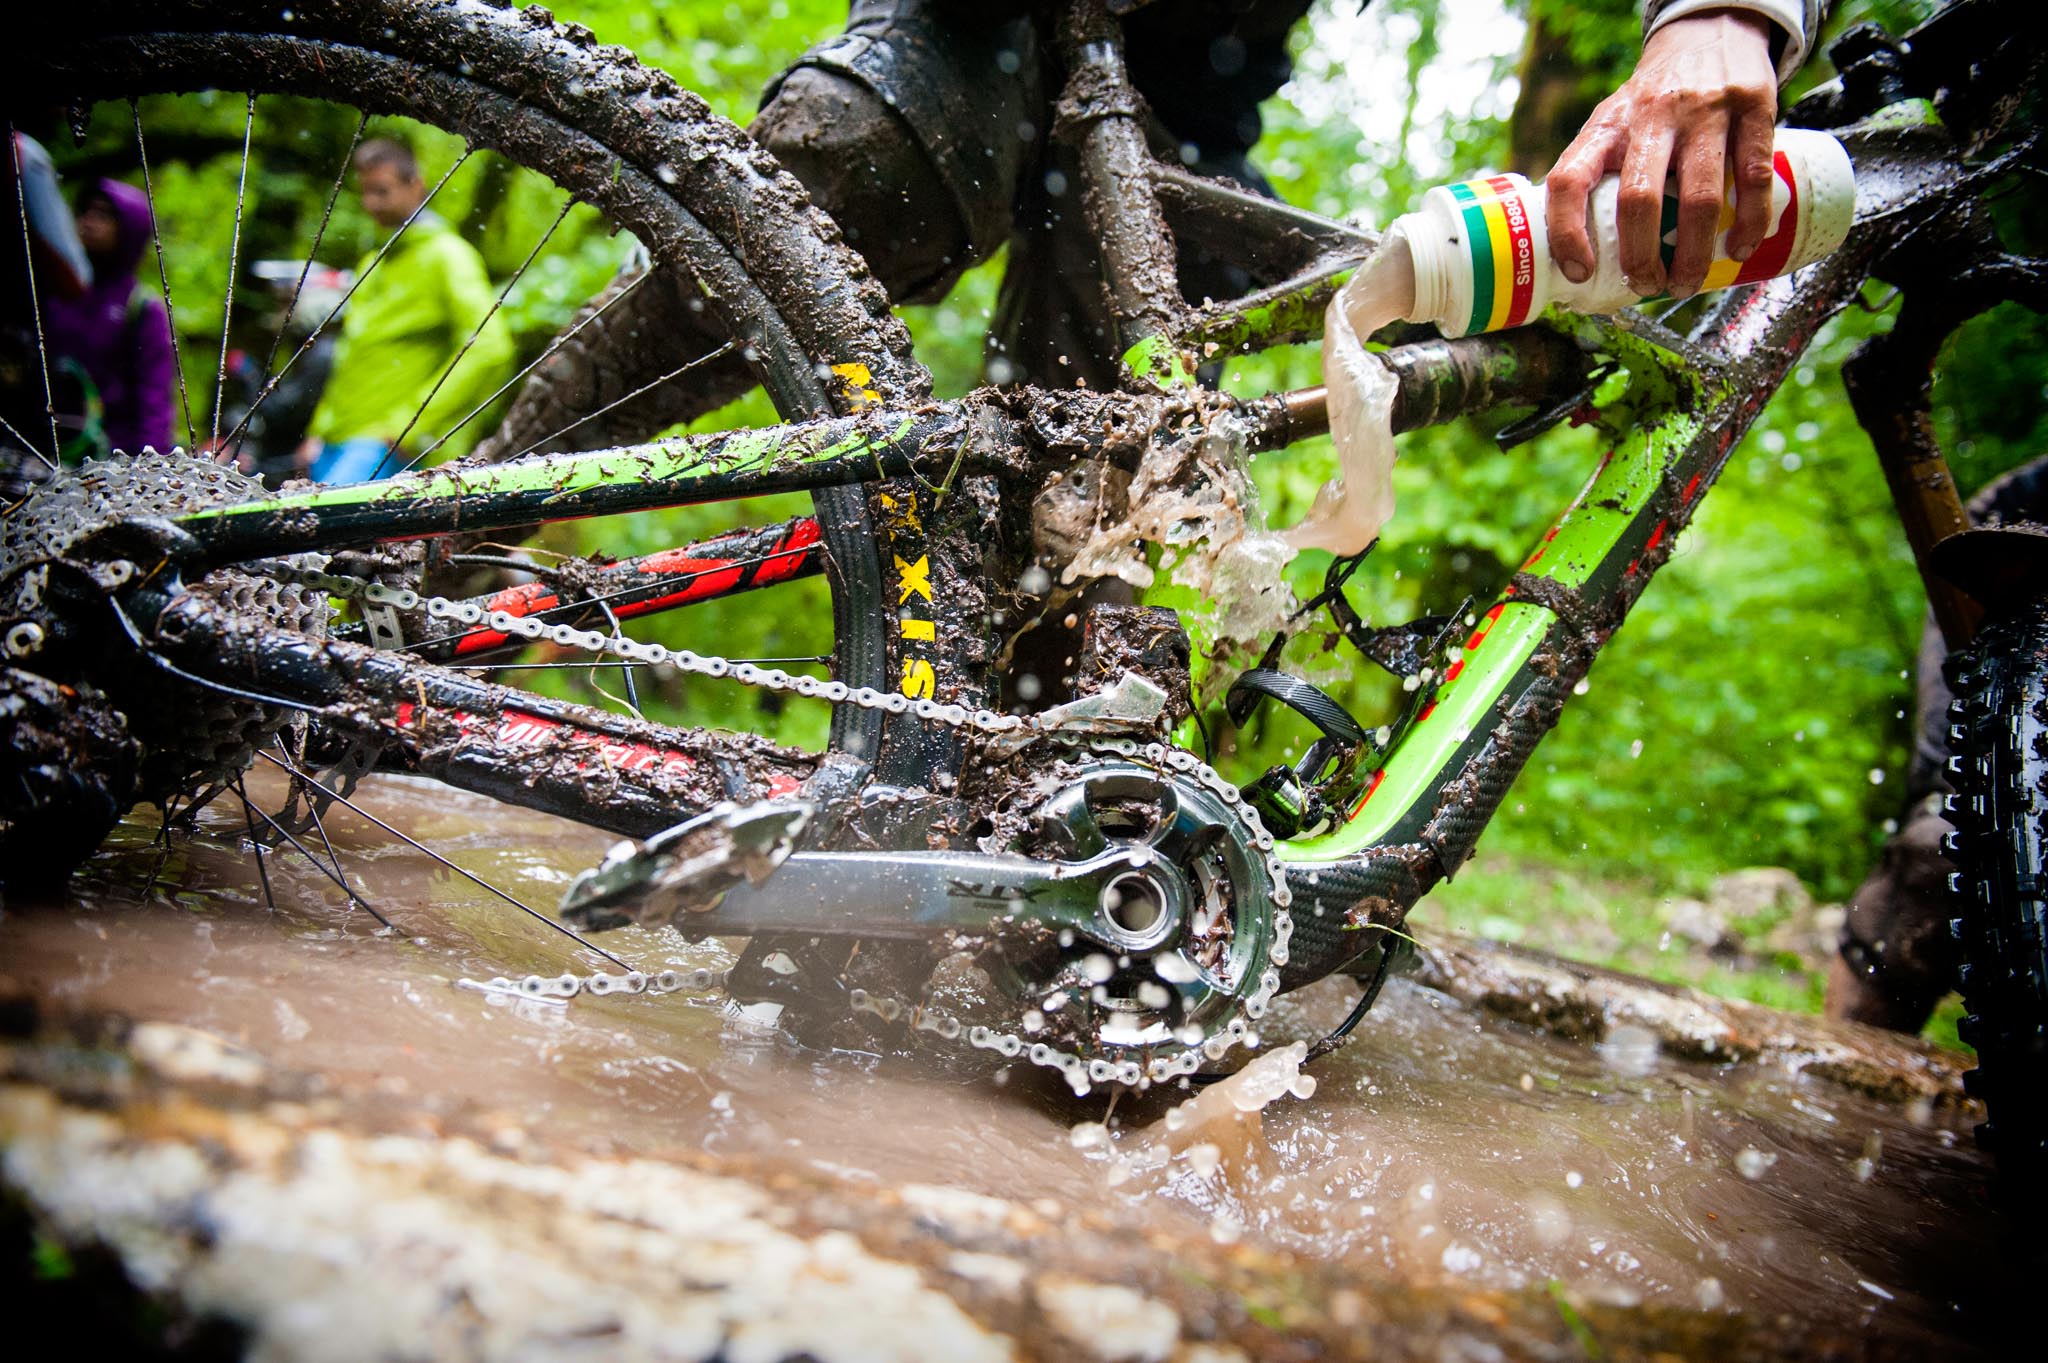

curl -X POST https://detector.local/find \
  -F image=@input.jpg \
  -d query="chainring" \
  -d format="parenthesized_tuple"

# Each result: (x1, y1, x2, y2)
(965, 753, 1288, 1086)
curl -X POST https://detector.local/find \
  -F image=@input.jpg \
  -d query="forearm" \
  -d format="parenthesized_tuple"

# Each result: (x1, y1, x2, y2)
(1644, 0, 1822, 84)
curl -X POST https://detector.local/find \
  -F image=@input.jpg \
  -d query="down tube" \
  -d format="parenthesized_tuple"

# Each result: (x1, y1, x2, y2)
(1271, 242, 1885, 985)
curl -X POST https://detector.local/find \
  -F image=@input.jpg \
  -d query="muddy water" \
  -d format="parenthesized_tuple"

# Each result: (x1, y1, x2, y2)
(1, 770, 2009, 1354)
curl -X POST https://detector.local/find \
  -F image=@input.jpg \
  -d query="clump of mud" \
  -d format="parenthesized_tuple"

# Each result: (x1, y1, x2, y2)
(1054, 401, 1297, 674)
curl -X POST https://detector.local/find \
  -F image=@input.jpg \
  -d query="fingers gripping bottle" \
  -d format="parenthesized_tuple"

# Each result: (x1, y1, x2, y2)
(1289, 127, 1855, 556)
(1406, 126, 1856, 337)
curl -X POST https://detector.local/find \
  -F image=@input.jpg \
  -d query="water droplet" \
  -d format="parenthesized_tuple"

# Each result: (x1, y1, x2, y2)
(1598, 1025, 1659, 1078)
(1440, 1242, 1483, 1273)
(1734, 1146, 1778, 1180)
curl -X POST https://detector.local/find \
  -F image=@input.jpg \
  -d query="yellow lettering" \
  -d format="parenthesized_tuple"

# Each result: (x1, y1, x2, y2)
(899, 617, 935, 641)
(878, 489, 922, 533)
(900, 659, 936, 699)
(894, 554, 932, 604)
(830, 361, 882, 408)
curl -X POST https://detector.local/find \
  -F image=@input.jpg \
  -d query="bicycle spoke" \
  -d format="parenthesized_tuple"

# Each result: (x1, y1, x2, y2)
(254, 746, 629, 969)
(234, 773, 279, 914)
(6, 125, 60, 468)
(0, 413, 51, 471)
(411, 268, 652, 465)
(210, 94, 257, 457)
(216, 114, 370, 457)
(131, 100, 197, 451)
(225, 150, 473, 453)
(235, 777, 394, 929)
(592, 595, 641, 714)
(390, 195, 576, 474)
(287, 752, 355, 903)
(507, 339, 737, 460)
(258, 112, 366, 384)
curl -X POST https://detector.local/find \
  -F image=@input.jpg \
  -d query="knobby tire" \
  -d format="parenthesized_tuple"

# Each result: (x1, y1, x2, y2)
(1947, 599, 2048, 1223)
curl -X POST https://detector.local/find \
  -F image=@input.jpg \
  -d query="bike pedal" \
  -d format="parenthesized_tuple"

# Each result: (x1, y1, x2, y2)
(561, 800, 813, 931)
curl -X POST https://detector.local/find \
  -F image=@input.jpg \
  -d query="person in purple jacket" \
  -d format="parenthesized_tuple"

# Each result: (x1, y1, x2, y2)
(46, 178, 176, 459)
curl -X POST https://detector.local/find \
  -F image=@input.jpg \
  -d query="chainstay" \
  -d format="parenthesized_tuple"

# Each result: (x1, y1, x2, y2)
(263, 563, 1293, 1093)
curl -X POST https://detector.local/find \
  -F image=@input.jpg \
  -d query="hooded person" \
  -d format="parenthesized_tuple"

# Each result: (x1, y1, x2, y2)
(45, 177, 176, 460)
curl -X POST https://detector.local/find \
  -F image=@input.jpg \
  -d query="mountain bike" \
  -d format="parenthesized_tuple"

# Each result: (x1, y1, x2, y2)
(5, 0, 2046, 1203)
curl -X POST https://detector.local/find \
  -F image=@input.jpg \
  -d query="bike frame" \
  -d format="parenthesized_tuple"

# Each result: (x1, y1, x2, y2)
(102, 1, 2027, 983)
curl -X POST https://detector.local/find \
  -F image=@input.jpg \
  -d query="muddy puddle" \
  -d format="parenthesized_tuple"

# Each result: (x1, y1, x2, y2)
(0, 770, 2013, 1356)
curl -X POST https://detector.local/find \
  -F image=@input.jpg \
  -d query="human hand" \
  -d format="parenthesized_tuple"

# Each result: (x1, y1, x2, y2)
(1544, 8, 1778, 299)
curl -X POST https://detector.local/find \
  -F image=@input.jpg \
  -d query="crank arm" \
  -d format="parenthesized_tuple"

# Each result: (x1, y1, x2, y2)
(703, 846, 1186, 949)
(569, 835, 1192, 954)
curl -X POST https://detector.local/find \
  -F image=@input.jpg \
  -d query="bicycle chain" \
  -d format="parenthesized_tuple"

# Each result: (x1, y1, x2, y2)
(268, 563, 1292, 1094)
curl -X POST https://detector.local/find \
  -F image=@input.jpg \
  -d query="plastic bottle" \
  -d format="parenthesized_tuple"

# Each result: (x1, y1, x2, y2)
(1286, 128, 1856, 555)
(1401, 126, 1856, 337)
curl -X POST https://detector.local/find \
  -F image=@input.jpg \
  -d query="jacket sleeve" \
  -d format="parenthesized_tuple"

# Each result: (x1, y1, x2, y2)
(132, 294, 179, 452)
(1643, 0, 1824, 86)
(414, 235, 516, 461)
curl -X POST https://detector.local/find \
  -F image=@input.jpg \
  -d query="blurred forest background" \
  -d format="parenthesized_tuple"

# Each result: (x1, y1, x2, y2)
(45, 0, 2048, 1034)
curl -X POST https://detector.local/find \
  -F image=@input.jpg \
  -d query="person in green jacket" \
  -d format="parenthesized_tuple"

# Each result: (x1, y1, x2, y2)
(299, 139, 515, 483)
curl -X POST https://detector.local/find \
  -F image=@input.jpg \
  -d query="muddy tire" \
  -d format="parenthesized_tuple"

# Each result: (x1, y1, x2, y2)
(1946, 599, 2048, 1219)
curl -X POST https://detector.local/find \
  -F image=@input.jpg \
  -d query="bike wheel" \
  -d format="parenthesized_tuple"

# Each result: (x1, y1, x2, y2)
(1946, 598, 2048, 1217)
(6, 0, 968, 868)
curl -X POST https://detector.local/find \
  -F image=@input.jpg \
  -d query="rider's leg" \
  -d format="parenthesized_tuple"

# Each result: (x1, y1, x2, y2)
(751, 0, 1041, 304)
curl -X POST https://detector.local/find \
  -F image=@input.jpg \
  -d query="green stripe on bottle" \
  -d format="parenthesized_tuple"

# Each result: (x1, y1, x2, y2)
(1447, 181, 1495, 337)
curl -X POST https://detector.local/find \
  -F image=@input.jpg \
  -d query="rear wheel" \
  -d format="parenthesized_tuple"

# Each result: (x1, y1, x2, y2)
(1946, 600, 2048, 1217)
(6, 0, 971, 877)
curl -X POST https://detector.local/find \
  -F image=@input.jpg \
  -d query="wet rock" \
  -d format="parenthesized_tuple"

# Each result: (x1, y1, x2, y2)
(1408, 929, 1975, 1110)
(127, 1021, 270, 1089)
(1707, 866, 1812, 919)
(1032, 1276, 1180, 1362)
(1661, 896, 1736, 953)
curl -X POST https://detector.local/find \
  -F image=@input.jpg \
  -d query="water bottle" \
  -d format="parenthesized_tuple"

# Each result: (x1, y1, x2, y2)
(1399, 126, 1856, 337)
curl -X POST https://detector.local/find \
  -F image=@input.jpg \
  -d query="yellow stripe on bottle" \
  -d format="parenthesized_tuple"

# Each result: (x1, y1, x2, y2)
(1473, 190, 1518, 332)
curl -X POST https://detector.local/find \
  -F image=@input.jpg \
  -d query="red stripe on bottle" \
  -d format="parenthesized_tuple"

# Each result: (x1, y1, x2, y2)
(1487, 175, 1538, 328)
(1733, 152, 1800, 285)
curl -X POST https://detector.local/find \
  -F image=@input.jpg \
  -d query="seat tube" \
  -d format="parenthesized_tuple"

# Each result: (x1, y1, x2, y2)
(1051, 0, 1183, 360)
